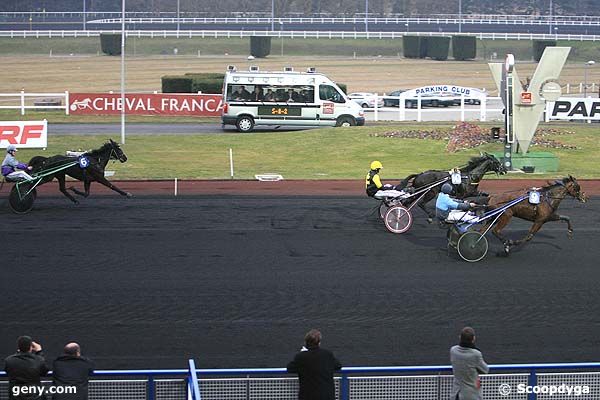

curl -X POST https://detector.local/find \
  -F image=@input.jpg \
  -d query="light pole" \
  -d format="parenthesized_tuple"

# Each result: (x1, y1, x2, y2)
(176, 0, 180, 32)
(365, 0, 369, 33)
(120, 0, 126, 144)
(584, 60, 595, 97)
(271, 0, 274, 31)
(458, 0, 462, 33)
(83, 0, 86, 30)
(548, 0, 553, 35)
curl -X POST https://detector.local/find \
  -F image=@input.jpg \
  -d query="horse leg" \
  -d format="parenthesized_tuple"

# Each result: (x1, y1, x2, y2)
(510, 221, 545, 247)
(417, 191, 436, 223)
(69, 182, 88, 197)
(94, 175, 132, 197)
(57, 174, 79, 204)
(490, 213, 513, 255)
(547, 213, 573, 238)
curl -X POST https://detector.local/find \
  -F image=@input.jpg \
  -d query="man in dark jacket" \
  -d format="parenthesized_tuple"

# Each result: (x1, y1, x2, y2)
(287, 329, 341, 400)
(4, 336, 49, 400)
(52, 343, 94, 400)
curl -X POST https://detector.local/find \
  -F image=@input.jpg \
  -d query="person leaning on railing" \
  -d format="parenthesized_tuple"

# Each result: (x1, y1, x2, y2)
(4, 335, 49, 400)
(450, 327, 489, 400)
(287, 329, 341, 400)
(52, 342, 94, 400)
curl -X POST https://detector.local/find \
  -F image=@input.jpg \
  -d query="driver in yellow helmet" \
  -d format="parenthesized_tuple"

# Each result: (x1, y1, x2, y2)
(365, 161, 404, 199)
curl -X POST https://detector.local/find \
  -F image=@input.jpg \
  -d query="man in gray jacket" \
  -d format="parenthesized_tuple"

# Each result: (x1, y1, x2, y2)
(450, 327, 489, 400)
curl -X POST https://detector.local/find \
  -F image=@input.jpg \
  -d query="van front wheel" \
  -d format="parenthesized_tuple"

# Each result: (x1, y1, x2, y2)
(236, 116, 255, 132)
(336, 116, 356, 127)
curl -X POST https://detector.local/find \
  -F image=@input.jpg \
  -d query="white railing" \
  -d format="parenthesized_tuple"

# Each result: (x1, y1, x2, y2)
(83, 16, 600, 27)
(1, 30, 600, 41)
(0, 91, 69, 115)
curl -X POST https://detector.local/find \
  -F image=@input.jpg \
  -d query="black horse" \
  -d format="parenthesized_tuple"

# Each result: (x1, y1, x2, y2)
(28, 139, 131, 204)
(486, 176, 587, 255)
(397, 153, 507, 221)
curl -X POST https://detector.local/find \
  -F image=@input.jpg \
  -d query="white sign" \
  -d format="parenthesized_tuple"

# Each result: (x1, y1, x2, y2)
(0, 120, 48, 148)
(547, 98, 600, 120)
(404, 85, 486, 99)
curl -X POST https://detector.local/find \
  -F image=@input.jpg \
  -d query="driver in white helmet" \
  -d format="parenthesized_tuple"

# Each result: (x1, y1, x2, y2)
(365, 160, 406, 199)
(436, 182, 478, 222)
(2, 145, 34, 181)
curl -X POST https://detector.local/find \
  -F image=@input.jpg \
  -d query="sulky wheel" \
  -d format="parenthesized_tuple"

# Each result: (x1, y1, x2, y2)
(384, 205, 413, 234)
(8, 184, 36, 214)
(457, 231, 488, 262)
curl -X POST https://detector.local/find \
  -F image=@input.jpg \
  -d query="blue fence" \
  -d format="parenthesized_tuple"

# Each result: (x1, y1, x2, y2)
(2, 361, 600, 400)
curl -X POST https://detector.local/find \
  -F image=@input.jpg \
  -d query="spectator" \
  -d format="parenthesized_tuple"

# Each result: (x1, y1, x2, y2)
(250, 86, 263, 101)
(450, 327, 489, 400)
(284, 89, 301, 102)
(263, 88, 276, 102)
(52, 343, 94, 400)
(4, 336, 49, 400)
(232, 85, 251, 101)
(287, 329, 341, 400)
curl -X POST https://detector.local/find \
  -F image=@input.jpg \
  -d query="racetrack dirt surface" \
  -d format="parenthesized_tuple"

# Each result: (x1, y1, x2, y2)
(1, 191, 599, 370)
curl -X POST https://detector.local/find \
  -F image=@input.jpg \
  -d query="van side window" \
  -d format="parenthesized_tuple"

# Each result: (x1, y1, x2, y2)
(319, 85, 345, 103)
(227, 84, 315, 103)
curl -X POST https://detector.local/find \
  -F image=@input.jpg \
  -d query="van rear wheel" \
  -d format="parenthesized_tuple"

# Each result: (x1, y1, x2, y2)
(236, 116, 255, 132)
(336, 116, 355, 127)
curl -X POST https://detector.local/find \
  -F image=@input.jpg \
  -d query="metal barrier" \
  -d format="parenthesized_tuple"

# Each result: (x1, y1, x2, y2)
(1, 362, 600, 400)
(1, 30, 600, 41)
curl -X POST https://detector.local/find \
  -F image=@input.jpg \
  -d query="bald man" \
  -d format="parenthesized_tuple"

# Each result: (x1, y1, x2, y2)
(52, 343, 94, 400)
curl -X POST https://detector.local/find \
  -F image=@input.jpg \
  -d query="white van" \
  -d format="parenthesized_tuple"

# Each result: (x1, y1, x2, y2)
(221, 66, 365, 132)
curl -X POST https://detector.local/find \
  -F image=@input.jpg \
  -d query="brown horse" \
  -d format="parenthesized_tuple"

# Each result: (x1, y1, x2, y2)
(485, 176, 587, 255)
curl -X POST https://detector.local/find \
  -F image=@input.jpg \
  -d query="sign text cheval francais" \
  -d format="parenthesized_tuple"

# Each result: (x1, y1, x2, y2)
(69, 93, 223, 116)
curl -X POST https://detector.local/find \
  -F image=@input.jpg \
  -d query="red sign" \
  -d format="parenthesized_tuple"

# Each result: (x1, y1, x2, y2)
(521, 92, 532, 104)
(322, 102, 334, 115)
(0, 121, 48, 148)
(69, 93, 223, 116)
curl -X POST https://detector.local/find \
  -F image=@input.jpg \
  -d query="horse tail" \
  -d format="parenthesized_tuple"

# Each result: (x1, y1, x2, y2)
(397, 173, 419, 189)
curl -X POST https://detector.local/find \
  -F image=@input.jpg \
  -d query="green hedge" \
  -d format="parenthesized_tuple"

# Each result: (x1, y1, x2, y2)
(100, 33, 122, 56)
(184, 73, 225, 80)
(192, 79, 223, 94)
(452, 36, 477, 60)
(161, 76, 194, 93)
(533, 40, 557, 61)
(427, 36, 451, 61)
(250, 36, 271, 58)
(402, 36, 421, 58)
(163, 73, 225, 93)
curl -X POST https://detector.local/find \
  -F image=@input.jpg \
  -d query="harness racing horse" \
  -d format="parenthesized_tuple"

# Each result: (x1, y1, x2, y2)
(28, 139, 131, 204)
(396, 153, 507, 221)
(486, 176, 587, 255)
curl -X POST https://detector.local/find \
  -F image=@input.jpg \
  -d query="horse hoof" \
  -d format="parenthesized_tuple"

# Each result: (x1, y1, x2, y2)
(427, 218, 433, 224)
(73, 200, 79, 205)
(567, 229, 574, 238)
(126, 192, 133, 198)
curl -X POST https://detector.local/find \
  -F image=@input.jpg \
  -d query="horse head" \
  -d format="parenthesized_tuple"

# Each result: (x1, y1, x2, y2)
(108, 139, 128, 163)
(465, 153, 506, 181)
(484, 153, 507, 175)
(562, 175, 587, 203)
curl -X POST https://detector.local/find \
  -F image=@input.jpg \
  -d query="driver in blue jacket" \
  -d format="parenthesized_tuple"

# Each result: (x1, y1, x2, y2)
(2, 145, 34, 181)
(436, 183, 477, 222)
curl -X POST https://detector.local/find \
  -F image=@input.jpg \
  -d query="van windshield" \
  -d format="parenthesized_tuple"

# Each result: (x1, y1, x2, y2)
(226, 84, 315, 103)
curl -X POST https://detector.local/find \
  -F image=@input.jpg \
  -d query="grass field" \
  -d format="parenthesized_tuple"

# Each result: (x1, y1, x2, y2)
(1, 53, 599, 96)
(9, 123, 598, 180)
